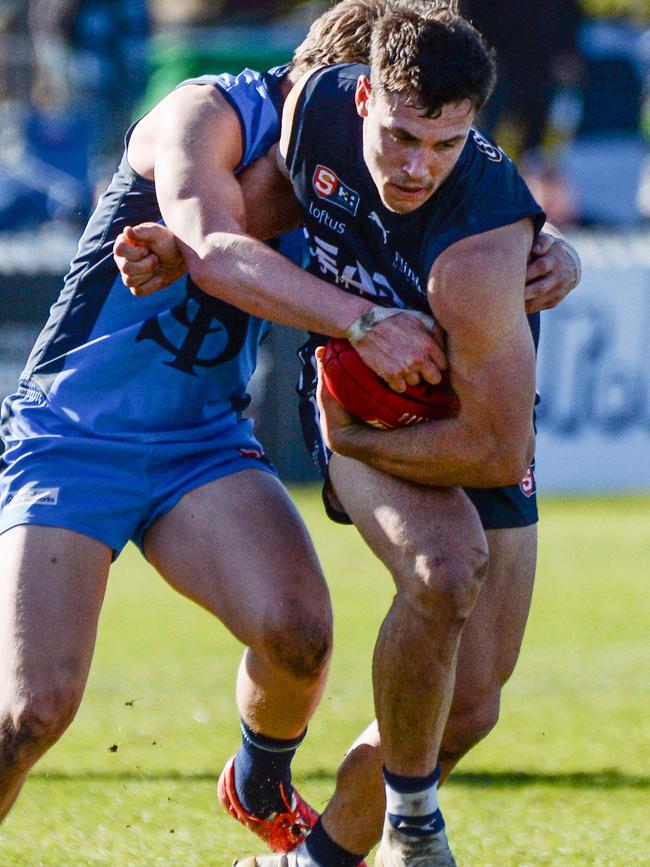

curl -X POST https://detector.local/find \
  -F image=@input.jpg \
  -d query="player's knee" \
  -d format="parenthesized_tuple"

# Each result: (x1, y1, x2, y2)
(0, 688, 80, 769)
(262, 600, 333, 682)
(405, 540, 489, 623)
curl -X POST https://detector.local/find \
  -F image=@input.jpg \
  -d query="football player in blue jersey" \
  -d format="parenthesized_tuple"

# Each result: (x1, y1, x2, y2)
(117, 12, 581, 867)
(0, 0, 456, 851)
(115, 4, 583, 867)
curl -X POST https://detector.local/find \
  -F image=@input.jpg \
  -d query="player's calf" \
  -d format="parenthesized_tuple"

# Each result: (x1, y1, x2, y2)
(438, 690, 501, 781)
(224, 604, 332, 847)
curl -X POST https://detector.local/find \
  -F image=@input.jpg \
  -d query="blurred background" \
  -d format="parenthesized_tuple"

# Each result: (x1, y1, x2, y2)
(0, 0, 649, 494)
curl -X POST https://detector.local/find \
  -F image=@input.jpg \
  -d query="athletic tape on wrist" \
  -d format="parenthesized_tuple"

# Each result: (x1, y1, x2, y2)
(559, 239, 582, 286)
(344, 306, 435, 345)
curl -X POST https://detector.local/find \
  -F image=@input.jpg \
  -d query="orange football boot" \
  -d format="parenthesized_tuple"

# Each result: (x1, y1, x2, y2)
(218, 755, 318, 853)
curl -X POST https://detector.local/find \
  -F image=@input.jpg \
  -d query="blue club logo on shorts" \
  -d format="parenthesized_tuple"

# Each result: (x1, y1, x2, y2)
(312, 165, 360, 216)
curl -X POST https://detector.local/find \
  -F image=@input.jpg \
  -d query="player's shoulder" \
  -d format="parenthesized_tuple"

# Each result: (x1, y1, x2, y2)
(175, 66, 286, 98)
(160, 66, 287, 170)
(458, 128, 525, 190)
(290, 62, 366, 109)
(419, 128, 544, 275)
(168, 68, 281, 117)
(306, 62, 366, 99)
(281, 63, 363, 164)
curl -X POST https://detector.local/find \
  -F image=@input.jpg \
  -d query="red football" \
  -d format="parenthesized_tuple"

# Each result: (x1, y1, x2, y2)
(322, 338, 459, 429)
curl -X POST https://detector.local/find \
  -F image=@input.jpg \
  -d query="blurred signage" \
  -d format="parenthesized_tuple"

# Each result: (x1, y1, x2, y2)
(536, 232, 650, 493)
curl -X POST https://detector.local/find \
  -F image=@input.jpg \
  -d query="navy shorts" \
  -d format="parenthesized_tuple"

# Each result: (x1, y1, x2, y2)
(0, 387, 276, 557)
(322, 462, 538, 530)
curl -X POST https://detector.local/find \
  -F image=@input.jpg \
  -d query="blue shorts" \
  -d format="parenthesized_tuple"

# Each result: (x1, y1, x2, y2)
(0, 388, 276, 557)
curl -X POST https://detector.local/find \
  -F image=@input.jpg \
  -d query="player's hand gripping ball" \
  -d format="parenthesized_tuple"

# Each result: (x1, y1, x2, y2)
(322, 338, 459, 429)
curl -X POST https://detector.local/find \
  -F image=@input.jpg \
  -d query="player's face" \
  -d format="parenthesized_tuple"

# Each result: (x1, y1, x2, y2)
(355, 76, 474, 214)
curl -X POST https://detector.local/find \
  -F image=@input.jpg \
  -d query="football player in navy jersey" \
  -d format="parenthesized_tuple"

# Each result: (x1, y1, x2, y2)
(272, 7, 547, 865)
(0, 0, 460, 851)
(111, 5, 574, 867)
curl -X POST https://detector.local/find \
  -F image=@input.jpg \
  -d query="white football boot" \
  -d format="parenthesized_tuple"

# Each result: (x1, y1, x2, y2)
(374, 820, 458, 867)
(234, 855, 291, 866)
(233, 843, 316, 867)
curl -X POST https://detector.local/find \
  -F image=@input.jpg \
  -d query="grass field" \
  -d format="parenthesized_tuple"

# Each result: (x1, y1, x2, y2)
(0, 491, 648, 866)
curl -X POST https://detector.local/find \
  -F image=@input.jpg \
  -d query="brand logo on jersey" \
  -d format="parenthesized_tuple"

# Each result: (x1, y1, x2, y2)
(519, 463, 536, 497)
(308, 200, 346, 234)
(312, 165, 360, 216)
(471, 130, 503, 162)
(5, 486, 59, 508)
(137, 280, 249, 376)
(309, 234, 401, 305)
(369, 210, 390, 244)
(391, 250, 422, 293)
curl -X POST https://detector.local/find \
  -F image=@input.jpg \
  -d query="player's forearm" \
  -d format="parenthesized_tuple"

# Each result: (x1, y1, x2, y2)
(329, 415, 535, 488)
(185, 233, 372, 336)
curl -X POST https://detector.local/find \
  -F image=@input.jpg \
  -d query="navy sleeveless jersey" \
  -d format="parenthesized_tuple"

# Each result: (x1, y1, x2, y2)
(284, 63, 545, 472)
(15, 67, 287, 441)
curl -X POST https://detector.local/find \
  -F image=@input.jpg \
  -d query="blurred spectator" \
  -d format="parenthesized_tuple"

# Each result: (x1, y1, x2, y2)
(0, 0, 149, 232)
(460, 0, 650, 229)
(519, 153, 580, 229)
(0, 1, 31, 104)
(460, 0, 585, 160)
(557, 13, 649, 226)
(32, 0, 150, 184)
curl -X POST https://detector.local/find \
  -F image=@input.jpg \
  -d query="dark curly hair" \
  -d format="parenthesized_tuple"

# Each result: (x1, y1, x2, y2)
(369, 1, 496, 117)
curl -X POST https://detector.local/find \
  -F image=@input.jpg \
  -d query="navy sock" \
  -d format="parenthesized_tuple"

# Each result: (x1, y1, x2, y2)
(305, 818, 367, 867)
(233, 719, 306, 817)
(383, 764, 445, 837)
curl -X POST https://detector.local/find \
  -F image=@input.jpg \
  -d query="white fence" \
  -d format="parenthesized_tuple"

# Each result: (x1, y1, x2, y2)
(2, 230, 650, 493)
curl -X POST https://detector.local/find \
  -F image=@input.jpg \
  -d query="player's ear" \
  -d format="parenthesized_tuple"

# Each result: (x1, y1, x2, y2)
(355, 75, 371, 119)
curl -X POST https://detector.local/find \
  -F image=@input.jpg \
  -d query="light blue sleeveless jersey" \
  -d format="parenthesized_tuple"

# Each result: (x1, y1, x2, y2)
(15, 67, 288, 442)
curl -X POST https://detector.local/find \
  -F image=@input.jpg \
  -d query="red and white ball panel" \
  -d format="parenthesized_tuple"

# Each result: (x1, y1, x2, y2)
(321, 338, 459, 430)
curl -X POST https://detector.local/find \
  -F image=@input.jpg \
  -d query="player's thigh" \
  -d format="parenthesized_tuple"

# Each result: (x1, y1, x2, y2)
(454, 523, 537, 697)
(143, 469, 331, 646)
(328, 454, 487, 590)
(0, 525, 111, 703)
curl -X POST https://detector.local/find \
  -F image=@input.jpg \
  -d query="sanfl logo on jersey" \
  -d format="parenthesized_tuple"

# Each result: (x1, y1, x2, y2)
(312, 165, 360, 216)
(471, 130, 503, 162)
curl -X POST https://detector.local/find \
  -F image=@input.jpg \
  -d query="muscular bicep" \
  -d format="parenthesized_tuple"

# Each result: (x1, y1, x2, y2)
(429, 221, 537, 444)
(152, 85, 249, 253)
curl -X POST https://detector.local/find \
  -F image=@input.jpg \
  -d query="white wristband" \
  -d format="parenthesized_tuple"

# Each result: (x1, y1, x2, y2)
(344, 306, 435, 345)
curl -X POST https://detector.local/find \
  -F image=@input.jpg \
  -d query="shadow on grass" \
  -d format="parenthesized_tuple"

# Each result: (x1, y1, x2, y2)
(445, 769, 650, 789)
(31, 768, 649, 790)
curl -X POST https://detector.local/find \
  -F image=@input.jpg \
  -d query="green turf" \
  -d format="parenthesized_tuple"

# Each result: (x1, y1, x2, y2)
(0, 492, 648, 865)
